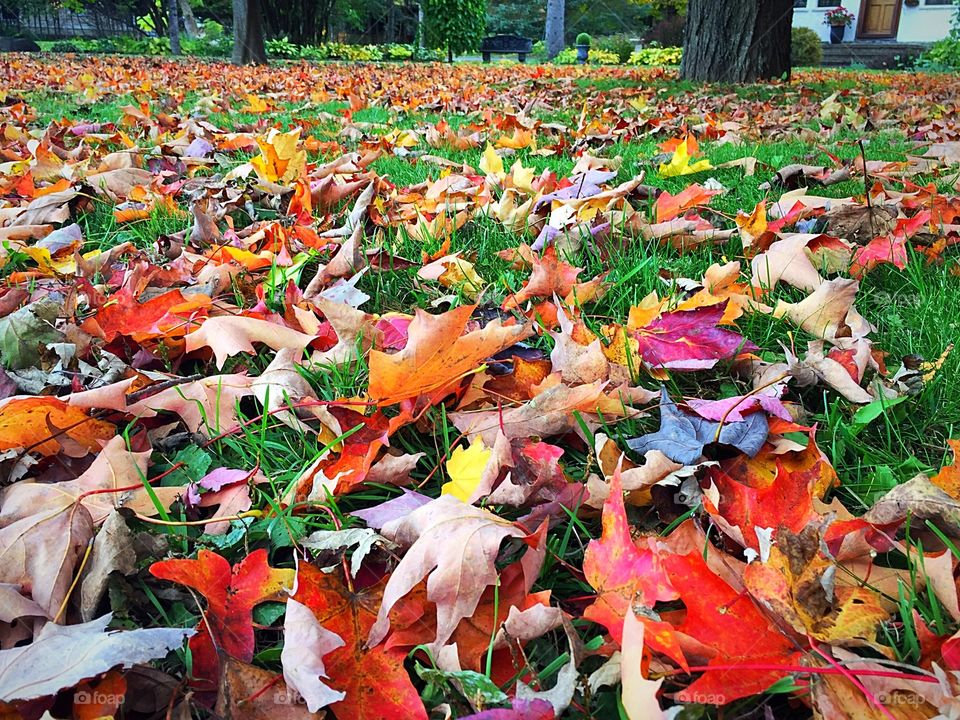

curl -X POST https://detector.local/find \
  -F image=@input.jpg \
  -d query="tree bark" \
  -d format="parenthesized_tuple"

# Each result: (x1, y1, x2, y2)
(681, 0, 794, 82)
(180, 0, 199, 39)
(232, 0, 267, 65)
(545, 0, 564, 60)
(168, 0, 181, 55)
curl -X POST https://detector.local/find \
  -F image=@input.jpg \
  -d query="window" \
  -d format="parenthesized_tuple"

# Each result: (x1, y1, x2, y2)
(794, 0, 809, 8)
(925, 0, 955, 5)
(817, 0, 841, 6)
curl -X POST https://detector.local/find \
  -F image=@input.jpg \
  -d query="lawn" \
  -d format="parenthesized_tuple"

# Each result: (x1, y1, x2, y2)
(1, 55, 960, 719)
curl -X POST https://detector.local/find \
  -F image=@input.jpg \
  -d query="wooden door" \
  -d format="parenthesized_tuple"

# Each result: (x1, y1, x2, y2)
(857, 0, 902, 38)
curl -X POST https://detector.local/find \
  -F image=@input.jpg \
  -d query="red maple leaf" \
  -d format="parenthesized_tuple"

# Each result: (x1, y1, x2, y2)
(292, 563, 427, 720)
(150, 549, 294, 698)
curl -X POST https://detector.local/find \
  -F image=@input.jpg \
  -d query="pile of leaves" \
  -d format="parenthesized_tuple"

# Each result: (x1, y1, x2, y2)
(1, 56, 960, 720)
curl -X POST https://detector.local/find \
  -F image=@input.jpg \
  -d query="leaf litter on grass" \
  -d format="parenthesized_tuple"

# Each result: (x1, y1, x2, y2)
(0, 56, 960, 719)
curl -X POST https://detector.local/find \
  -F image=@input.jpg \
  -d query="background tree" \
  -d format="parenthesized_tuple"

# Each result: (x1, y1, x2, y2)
(544, 0, 563, 59)
(423, 0, 486, 62)
(232, 0, 266, 64)
(168, 0, 180, 54)
(681, 0, 793, 82)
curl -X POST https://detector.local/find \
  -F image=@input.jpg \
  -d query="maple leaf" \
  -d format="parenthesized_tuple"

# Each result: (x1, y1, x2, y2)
(932, 440, 960, 499)
(630, 301, 756, 371)
(658, 136, 713, 178)
(216, 656, 317, 720)
(702, 432, 838, 550)
(743, 525, 888, 643)
(80, 286, 211, 343)
(70, 373, 256, 436)
(583, 469, 679, 660)
(654, 183, 719, 223)
(150, 549, 294, 695)
(184, 316, 317, 369)
(662, 551, 799, 704)
(0, 395, 114, 457)
(280, 598, 345, 712)
(0, 614, 191, 703)
(502, 245, 583, 310)
(451, 380, 637, 446)
(367, 494, 527, 650)
(291, 563, 427, 720)
(626, 387, 769, 465)
(367, 305, 532, 405)
(250, 127, 307, 185)
(849, 234, 908, 278)
(442, 436, 494, 502)
(772, 278, 873, 342)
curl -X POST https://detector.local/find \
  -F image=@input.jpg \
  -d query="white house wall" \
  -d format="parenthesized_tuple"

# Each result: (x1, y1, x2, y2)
(792, 1, 956, 43)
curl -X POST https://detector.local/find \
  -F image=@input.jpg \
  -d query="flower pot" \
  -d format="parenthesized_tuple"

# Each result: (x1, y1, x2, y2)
(576, 44, 589, 64)
(830, 24, 846, 44)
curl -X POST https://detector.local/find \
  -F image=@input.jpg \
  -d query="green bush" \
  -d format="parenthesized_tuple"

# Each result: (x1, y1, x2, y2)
(919, 36, 960, 69)
(50, 41, 80, 53)
(575, 32, 591, 46)
(596, 34, 634, 64)
(628, 45, 682, 66)
(555, 46, 618, 64)
(791, 27, 822, 67)
(266, 36, 299, 58)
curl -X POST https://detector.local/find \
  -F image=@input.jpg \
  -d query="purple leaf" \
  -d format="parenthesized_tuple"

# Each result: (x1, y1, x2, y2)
(461, 699, 555, 720)
(634, 302, 756, 370)
(687, 388, 792, 423)
(350, 490, 432, 529)
(199, 467, 251, 492)
(185, 137, 214, 158)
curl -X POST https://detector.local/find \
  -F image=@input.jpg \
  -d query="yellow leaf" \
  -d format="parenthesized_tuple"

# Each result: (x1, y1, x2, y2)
(251, 127, 307, 185)
(508, 160, 535, 194)
(442, 437, 492, 502)
(479, 144, 505, 181)
(658, 138, 713, 178)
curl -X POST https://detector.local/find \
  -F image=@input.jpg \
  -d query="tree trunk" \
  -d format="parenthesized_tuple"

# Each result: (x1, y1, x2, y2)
(681, 0, 794, 82)
(232, 0, 267, 65)
(180, 0, 199, 39)
(168, 0, 181, 55)
(545, 0, 564, 60)
(418, 3, 425, 48)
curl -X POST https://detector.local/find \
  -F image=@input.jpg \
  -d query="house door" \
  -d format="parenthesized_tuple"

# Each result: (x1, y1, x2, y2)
(857, 0, 902, 38)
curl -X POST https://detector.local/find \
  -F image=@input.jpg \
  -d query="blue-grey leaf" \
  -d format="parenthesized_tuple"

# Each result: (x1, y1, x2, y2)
(627, 387, 769, 465)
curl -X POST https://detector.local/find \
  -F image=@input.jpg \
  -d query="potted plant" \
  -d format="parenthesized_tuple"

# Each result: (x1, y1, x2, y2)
(575, 33, 591, 64)
(823, 6, 855, 44)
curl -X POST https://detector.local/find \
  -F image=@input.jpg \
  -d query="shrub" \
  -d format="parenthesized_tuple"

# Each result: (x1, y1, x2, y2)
(643, 15, 685, 46)
(266, 36, 299, 58)
(629, 45, 682, 66)
(555, 47, 619, 64)
(50, 41, 80, 53)
(791, 27, 823, 67)
(596, 34, 634, 64)
(575, 33, 591, 46)
(919, 36, 960, 69)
